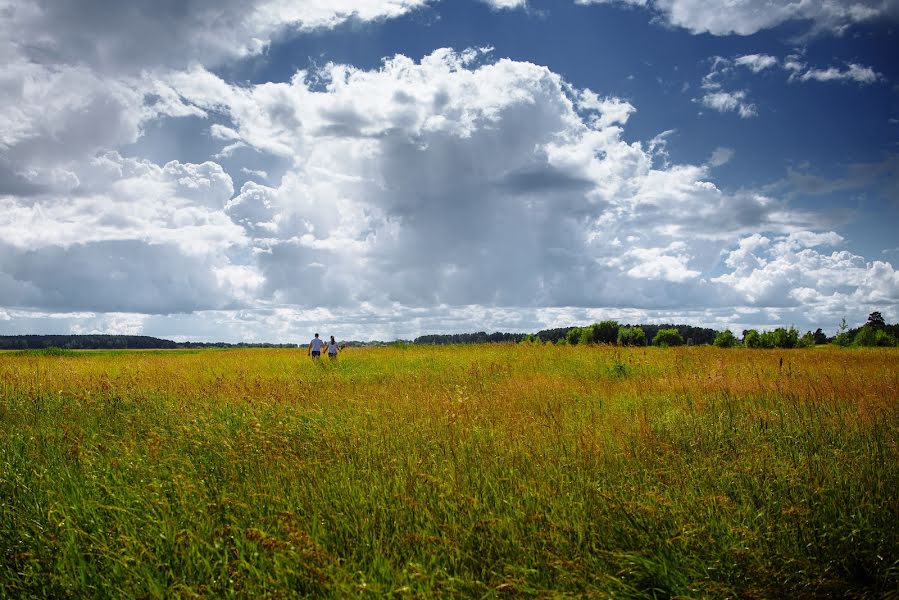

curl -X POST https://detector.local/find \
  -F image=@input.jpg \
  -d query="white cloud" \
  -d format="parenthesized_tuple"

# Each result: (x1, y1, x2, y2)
(155, 49, 839, 318)
(708, 147, 735, 167)
(734, 54, 778, 73)
(797, 63, 881, 84)
(577, 90, 637, 128)
(693, 54, 883, 121)
(0, 152, 241, 251)
(578, 0, 898, 36)
(69, 313, 150, 336)
(620, 242, 701, 282)
(699, 90, 757, 118)
(0, 60, 147, 173)
(1, 14, 894, 337)
(1, 0, 431, 74)
(714, 231, 899, 314)
(0, 152, 253, 313)
(241, 167, 269, 180)
(693, 52, 881, 122)
(479, 0, 529, 8)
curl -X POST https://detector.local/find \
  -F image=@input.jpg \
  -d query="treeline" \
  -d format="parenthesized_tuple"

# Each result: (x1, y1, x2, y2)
(417, 323, 718, 347)
(414, 332, 525, 345)
(0, 335, 178, 350)
(0, 335, 298, 350)
(3, 312, 896, 351)
(412, 311, 899, 349)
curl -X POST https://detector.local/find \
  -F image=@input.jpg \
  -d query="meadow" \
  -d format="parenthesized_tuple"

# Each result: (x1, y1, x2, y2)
(1, 344, 897, 598)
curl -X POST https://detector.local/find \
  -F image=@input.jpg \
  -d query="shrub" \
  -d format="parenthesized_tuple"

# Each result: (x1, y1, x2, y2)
(832, 332, 854, 348)
(652, 328, 684, 347)
(875, 330, 898, 347)
(742, 329, 761, 348)
(565, 328, 581, 346)
(578, 327, 594, 346)
(713, 330, 737, 348)
(833, 318, 853, 347)
(617, 326, 646, 346)
(798, 331, 815, 348)
(855, 325, 898, 347)
(772, 326, 800, 349)
(754, 327, 800, 349)
(608, 360, 631, 377)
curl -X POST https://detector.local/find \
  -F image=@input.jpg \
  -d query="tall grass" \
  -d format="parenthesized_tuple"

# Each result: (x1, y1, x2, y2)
(1, 345, 897, 598)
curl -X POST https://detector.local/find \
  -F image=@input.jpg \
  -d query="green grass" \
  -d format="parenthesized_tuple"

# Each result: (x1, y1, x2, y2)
(1, 345, 897, 598)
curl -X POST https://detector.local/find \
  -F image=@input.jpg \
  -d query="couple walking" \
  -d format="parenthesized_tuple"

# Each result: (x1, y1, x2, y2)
(308, 333, 339, 360)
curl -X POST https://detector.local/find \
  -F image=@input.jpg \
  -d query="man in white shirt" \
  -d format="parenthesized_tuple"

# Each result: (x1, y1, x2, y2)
(308, 333, 325, 359)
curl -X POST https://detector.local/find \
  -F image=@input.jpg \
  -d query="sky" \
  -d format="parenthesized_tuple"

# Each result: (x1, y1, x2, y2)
(1, 0, 898, 342)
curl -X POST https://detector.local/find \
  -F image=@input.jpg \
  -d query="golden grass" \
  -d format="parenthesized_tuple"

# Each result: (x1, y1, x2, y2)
(1, 345, 897, 598)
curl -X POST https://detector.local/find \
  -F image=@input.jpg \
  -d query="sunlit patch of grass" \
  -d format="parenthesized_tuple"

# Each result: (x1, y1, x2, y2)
(1, 345, 897, 597)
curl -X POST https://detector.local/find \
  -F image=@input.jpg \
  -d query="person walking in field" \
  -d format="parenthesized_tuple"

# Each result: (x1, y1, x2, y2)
(327, 335, 339, 360)
(308, 333, 325, 360)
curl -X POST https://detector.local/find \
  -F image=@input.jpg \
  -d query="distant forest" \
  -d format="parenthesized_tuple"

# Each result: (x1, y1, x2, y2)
(0, 335, 298, 350)
(413, 324, 720, 345)
(0, 329, 711, 350)
(1, 313, 896, 350)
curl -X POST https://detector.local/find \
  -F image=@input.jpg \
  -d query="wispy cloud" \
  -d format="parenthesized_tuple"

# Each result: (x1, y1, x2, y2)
(795, 63, 881, 84)
(734, 54, 778, 73)
(699, 91, 757, 118)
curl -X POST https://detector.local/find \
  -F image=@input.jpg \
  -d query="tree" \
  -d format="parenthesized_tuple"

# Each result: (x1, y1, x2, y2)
(854, 326, 877, 347)
(798, 331, 815, 348)
(652, 328, 684, 347)
(713, 330, 737, 348)
(754, 327, 800, 349)
(758, 330, 777, 349)
(875, 330, 898, 347)
(566, 328, 581, 346)
(773, 326, 800, 349)
(867, 311, 886, 330)
(855, 326, 898, 347)
(617, 326, 646, 346)
(594, 320, 620, 344)
(742, 329, 761, 349)
(578, 326, 594, 346)
(833, 318, 853, 348)
(813, 328, 828, 345)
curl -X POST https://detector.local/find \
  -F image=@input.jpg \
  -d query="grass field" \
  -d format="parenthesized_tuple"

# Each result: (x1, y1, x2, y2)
(1, 345, 897, 598)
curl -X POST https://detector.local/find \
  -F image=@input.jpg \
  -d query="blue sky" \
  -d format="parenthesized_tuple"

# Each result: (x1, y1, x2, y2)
(1, 0, 897, 341)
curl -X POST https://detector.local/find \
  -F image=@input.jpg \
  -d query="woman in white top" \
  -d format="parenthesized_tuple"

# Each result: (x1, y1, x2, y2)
(327, 336, 339, 360)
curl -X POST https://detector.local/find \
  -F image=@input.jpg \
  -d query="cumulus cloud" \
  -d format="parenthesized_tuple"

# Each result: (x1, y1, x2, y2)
(714, 231, 899, 314)
(1, 0, 431, 74)
(0, 60, 149, 178)
(0, 0, 436, 190)
(157, 49, 837, 315)
(618, 242, 701, 282)
(0, 152, 252, 313)
(1, 5, 894, 338)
